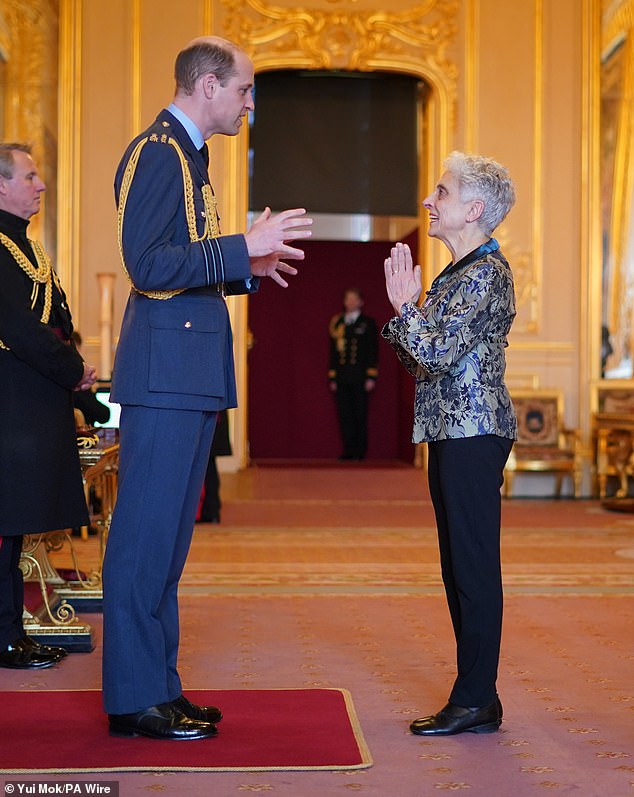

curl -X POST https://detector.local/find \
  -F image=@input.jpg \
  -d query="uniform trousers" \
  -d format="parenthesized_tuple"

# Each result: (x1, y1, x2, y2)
(427, 434, 513, 708)
(102, 405, 217, 714)
(0, 535, 24, 650)
(335, 381, 369, 459)
(200, 456, 221, 521)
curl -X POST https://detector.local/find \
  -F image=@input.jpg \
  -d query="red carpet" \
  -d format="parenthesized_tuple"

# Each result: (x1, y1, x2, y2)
(0, 688, 372, 773)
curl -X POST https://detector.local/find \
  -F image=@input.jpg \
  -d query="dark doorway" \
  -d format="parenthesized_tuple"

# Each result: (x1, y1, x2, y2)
(247, 234, 417, 461)
(249, 70, 420, 216)
(247, 70, 424, 462)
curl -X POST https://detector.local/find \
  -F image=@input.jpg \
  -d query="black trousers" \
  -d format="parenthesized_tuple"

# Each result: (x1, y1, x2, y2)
(200, 456, 221, 520)
(0, 535, 25, 650)
(427, 434, 513, 707)
(335, 382, 368, 459)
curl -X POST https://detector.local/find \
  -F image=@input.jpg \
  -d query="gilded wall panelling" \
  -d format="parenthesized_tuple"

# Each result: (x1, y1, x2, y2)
(58, 0, 81, 319)
(505, 373, 541, 391)
(528, 0, 544, 338)
(130, 0, 142, 137)
(496, 230, 537, 335)
(581, 0, 602, 426)
(0, 0, 58, 254)
(464, 0, 541, 338)
(464, 0, 478, 152)
(600, 0, 634, 378)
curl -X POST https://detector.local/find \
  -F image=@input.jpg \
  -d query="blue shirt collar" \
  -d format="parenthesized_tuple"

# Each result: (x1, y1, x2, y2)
(167, 103, 205, 150)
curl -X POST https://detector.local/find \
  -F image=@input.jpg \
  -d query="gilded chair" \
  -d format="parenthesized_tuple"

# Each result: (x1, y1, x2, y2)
(504, 390, 581, 498)
(593, 387, 634, 499)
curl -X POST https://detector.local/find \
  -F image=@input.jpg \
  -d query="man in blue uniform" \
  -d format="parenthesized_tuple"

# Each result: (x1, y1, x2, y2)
(102, 36, 312, 740)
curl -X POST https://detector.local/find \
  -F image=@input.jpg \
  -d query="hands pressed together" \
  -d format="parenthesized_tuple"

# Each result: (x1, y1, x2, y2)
(245, 207, 313, 288)
(384, 242, 423, 317)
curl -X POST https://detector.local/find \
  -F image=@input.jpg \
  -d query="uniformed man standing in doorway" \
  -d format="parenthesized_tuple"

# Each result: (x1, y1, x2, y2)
(329, 287, 378, 460)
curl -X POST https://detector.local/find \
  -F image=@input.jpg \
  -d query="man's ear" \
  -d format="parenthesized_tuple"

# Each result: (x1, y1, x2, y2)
(466, 199, 484, 224)
(201, 72, 218, 100)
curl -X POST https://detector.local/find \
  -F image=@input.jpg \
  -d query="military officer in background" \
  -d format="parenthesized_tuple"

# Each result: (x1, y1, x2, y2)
(329, 287, 379, 460)
(0, 143, 96, 670)
(102, 36, 312, 741)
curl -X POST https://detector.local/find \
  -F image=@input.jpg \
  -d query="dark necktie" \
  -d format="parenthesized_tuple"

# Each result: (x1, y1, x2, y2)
(199, 143, 209, 169)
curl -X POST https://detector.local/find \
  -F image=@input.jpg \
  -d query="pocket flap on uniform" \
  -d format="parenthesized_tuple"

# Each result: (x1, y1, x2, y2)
(148, 301, 222, 333)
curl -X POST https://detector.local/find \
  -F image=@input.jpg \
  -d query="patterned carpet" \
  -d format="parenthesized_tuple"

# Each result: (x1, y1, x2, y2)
(182, 466, 634, 595)
(24, 464, 634, 796)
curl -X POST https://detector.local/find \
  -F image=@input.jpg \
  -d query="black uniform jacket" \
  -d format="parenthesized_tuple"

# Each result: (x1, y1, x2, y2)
(328, 312, 379, 385)
(0, 209, 89, 535)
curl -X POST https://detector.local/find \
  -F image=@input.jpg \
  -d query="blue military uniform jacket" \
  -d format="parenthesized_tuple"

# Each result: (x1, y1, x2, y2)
(111, 109, 257, 411)
(382, 239, 517, 443)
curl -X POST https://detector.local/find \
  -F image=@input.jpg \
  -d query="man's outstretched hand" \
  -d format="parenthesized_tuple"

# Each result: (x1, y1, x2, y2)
(246, 207, 312, 287)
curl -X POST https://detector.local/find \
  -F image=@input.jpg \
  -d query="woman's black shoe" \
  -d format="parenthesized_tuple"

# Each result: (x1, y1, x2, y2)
(410, 701, 501, 736)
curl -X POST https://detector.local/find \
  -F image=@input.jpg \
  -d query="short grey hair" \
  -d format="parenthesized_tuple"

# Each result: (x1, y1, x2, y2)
(174, 39, 238, 95)
(0, 143, 32, 179)
(444, 151, 515, 236)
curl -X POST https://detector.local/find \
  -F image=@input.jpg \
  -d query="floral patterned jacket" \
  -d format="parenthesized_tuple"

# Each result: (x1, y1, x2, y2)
(382, 238, 517, 443)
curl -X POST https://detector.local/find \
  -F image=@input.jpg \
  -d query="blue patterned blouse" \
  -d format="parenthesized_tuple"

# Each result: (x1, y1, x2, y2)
(382, 238, 517, 443)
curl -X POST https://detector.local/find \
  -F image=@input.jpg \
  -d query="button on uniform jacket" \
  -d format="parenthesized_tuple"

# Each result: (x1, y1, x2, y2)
(111, 109, 258, 412)
(382, 240, 517, 443)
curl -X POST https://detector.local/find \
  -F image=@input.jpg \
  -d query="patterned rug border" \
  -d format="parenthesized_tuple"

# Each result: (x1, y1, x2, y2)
(0, 688, 373, 774)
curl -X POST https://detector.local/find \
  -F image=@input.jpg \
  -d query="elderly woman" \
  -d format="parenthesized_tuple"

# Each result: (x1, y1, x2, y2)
(383, 151, 517, 736)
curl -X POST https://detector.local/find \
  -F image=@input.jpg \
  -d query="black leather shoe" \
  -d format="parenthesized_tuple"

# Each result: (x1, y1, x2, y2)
(171, 694, 222, 724)
(22, 637, 67, 660)
(410, 701, 501, 736)
(496, 695, 503, 720)
(108, 702, 217, 740)
(0, 638, 61, 669)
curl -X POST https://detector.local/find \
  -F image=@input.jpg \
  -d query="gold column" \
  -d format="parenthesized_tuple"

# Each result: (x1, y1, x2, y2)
(58, 0, 82, 319)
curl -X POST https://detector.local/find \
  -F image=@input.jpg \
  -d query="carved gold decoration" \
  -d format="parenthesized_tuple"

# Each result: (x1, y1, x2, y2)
(0, 0, 58, 251)
(221, 0, 458, 121)
(600, 0, 634, 378)
(603, 0, 634, 52)
(20, 533, 79, 627)
(57, 0, 82, 314)
(495, 230, 536, 334)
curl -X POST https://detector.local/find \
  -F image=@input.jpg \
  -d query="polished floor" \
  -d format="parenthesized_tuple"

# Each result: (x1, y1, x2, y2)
(7, 464, 634, 796)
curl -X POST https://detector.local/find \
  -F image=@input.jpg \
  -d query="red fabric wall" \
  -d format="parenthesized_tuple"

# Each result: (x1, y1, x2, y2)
(247, 232, 418, 461)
